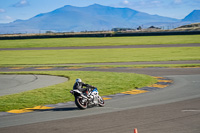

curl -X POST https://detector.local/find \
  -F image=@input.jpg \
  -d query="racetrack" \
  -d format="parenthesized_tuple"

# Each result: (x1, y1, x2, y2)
(2, 94, 199, 133)
(0, 75, 68, 96)
(0, 44, 200, 133)
(0, 69, 200, 133)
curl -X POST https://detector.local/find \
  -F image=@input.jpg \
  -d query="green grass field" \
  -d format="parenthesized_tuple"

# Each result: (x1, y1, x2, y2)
(0, 71, 157, 112)
(0, 35, 200, 48)
(0, 47, 199, 65)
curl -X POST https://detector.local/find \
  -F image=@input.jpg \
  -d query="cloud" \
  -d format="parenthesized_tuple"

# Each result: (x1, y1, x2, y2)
(123, 0, 129, 5)
(5, 16, 13, 20)
(0, 16, 12, 21)
(174, 0, 182, 4)
(119, 0, 164, 9)
(0, 9, 5, 13)
(13, 0, 29, 7)
(152, 1, 161, 4)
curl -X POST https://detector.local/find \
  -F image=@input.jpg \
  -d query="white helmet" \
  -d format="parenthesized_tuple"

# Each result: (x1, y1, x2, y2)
(76, 78, 82, 83)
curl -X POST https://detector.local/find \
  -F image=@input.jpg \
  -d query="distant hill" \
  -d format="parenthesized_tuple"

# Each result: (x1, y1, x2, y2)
(0, 4, 199, 34)
(182, 10, 200, 22)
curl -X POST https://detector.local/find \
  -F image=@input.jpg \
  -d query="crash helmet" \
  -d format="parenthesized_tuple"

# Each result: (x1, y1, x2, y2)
(76, 78, 82, 83)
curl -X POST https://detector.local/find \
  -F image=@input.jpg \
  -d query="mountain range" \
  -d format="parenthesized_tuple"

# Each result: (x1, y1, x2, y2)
(0, 4, 199, 34)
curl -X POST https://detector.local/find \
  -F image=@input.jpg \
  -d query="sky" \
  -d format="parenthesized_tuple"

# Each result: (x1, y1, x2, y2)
(0, 0, 200, 23)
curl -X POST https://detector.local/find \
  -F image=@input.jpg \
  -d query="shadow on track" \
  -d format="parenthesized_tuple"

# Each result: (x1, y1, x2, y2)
(33, 107, 78, 112)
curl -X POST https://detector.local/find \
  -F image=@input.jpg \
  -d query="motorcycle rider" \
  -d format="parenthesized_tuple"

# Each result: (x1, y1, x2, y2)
(71, 78, 104, 109)
(73, 78, 94, 93)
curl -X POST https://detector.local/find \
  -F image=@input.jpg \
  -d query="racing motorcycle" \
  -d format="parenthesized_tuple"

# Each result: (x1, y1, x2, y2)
(70, 87, 105, 109)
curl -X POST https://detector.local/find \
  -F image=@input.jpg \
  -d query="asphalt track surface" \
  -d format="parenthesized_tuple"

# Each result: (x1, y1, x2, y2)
(0, 44, 200, 133)
(0, 75, 68, 96)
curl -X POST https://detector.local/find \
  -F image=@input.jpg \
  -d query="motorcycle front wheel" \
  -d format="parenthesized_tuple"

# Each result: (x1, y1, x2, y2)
(75, 96, 87, 109)
(98, 96, 105, 107)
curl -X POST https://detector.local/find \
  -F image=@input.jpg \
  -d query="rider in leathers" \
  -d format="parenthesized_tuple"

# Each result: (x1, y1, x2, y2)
(73, 78, 94, 93)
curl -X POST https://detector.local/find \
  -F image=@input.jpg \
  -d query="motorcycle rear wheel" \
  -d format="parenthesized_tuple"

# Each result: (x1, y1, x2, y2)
(75, 96, 87, 109)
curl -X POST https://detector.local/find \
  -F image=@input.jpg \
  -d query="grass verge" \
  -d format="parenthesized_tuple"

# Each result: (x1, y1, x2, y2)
(0, 35, 200, 48)
(0, 71, 157, 112)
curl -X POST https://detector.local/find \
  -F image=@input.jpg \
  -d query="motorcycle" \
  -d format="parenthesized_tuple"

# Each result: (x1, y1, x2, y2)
(70, 87, 105, 109)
